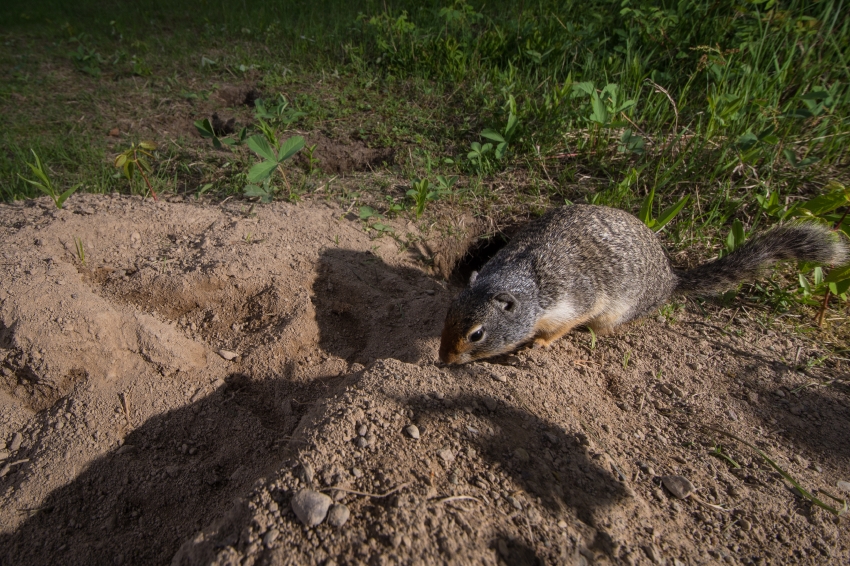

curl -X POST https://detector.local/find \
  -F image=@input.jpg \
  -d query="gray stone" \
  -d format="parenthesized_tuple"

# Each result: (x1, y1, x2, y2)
(327, 503, 350, 527)
(837, 480, 850, 493)
(291, 489, 332, 527)
(437, 448, 454, 464)
(661, 475, 695, 499)
(357, 424, 368, 436)
(262, 528, 279, 547)
(404, 425, 420, 440)
(9, 432, 22, 452)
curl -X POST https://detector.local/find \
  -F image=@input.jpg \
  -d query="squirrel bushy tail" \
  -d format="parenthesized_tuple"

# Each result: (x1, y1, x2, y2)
(674, 223, 848, 295)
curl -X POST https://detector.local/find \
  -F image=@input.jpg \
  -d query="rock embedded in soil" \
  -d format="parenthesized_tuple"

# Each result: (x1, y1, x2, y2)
(218, 349, 238, 361)
(291, 489, 332, 527)
(437, 448, 454, 464)
(661, 476, 695, 499)
(263, 528, 279, 547)
(327, 504, 350, 527)
(9, 432, 23, 452)
(404, 425, 420, 440)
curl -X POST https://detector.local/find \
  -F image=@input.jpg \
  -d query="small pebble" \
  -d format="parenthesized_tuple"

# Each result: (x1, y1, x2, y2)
(727, 409, 738, 422)
(357, 424, 368, 436)
(739, 518, 752, 531)
(351, 467, 363, 478)
(262, 528, 279, 547)
(661, 475, 695, 499)
(9, 433, 22, 452)
(508, 496, 522, 510)
(327, 503, 350, 527)
(491, 373, 507, 383)
(793, 454, 809, 468)
(483, 397, 498, 411)
(404, 425, 420, 440)
(291, 489, 332, 527)
(355, 437, 368, 449)
(836, 480, 850, 493)
(218, 349, 238, 361)
(437, 448, 454, 464)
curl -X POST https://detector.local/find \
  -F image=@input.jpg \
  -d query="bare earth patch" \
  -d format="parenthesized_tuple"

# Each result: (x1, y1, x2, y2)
(0, 194, 847, 565)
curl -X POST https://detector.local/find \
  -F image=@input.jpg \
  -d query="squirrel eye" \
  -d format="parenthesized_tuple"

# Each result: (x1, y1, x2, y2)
(468, 328, 485, 342)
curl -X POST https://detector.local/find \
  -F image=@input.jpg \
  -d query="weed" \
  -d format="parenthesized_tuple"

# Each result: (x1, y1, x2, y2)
(17, 150, 81, 209)
(114, 142, 158, 201)
(194, 118, 247, 150)
(706, 427, 846, 517)
(74, 237, 86, 265)
(243, 135, 305, 202)
(305, 144, 320, 174)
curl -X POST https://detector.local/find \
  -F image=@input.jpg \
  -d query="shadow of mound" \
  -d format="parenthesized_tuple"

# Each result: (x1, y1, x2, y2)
(0, 370, 347, 566)
(311, 248, 447, 364)
(407, 392, 638, 559)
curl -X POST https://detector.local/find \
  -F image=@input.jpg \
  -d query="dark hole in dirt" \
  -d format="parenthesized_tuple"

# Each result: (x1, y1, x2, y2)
(243, 88, 262, 107)
(211, 113, 236, 136)
(449, 232, 510, 285)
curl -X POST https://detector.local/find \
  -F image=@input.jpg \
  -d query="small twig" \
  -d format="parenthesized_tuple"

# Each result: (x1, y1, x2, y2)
(119, 392, 132, 427)
(435, 495, 483, 505)
(133, 147, 158, 201)
(816, 289, 831, 327)
(646, 79, 679, 146)
(323, 482, 411, 499)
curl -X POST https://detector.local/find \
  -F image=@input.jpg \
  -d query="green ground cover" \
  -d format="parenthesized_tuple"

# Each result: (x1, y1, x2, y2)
(1, 0, 849, 328)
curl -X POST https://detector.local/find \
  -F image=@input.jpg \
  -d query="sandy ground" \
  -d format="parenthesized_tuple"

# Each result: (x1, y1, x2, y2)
(0, 193, 847, 565)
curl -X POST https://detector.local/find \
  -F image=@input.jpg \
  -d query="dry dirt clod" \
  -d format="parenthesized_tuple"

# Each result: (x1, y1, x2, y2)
(491, 373, 507, 383)
(327, 504, 350, 527)
(661, 475, 695, 499)
(291, 489, 332, 527)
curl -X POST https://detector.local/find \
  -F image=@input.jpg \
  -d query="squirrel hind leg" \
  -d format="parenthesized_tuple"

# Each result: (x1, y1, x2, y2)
(586, 313, 625, 336)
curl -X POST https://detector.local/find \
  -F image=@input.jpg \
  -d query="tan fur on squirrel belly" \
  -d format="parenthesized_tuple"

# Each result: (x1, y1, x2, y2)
(438, 204, 848, 364)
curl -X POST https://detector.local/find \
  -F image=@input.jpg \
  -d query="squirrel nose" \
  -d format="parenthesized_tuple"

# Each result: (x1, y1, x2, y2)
(438, 338, 455, 364)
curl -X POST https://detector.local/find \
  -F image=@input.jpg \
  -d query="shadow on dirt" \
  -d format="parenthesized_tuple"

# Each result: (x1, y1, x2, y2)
(0, 370, 347, 566)
(312, 248, 448, 365)
(407, 392, 635, 559)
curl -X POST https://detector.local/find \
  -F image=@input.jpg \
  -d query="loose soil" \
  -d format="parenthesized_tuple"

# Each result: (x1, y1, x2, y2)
(0, 194, 847, 566)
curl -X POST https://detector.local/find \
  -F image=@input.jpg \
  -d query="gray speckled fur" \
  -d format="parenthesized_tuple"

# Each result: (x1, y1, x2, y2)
(440, 204, 848, 363)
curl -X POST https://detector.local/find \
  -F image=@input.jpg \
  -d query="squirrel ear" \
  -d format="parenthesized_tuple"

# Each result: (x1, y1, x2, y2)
(469, 271, 478, 285)
(493, 292, 519, 315)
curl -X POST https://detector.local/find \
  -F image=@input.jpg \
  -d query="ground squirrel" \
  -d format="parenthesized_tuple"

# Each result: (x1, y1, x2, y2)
(439, 204, 848, 364)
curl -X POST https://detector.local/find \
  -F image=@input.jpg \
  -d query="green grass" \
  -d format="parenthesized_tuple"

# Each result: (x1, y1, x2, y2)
(1, 0, 848, 256)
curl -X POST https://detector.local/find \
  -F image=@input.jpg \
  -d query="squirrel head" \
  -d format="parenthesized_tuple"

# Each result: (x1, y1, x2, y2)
(439, 287, 534, 364)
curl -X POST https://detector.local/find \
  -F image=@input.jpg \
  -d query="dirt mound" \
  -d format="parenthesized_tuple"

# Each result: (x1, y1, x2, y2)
(299, 133, 396, 175)
(0, 194, 848, 565)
